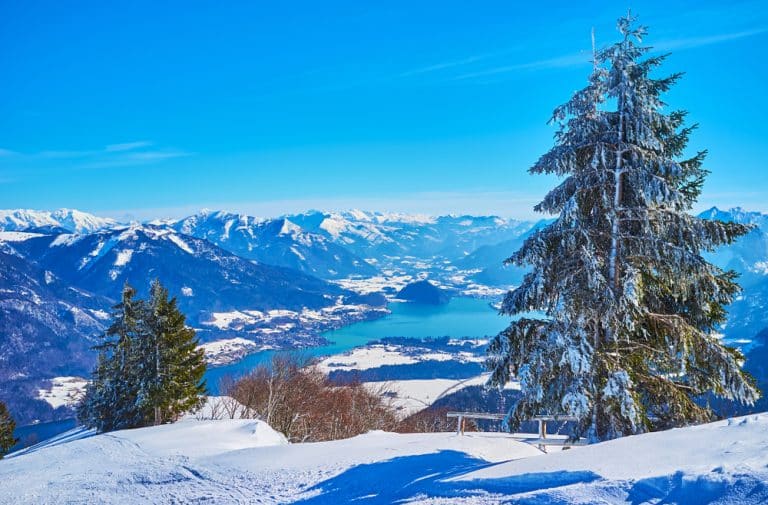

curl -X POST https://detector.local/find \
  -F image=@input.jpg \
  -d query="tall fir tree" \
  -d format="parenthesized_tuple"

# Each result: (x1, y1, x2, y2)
(0, 400, 17, 458)
(78, 283, 147, 431)
(144, 279, 206, 425)
(487, 14, 759, 442)
(79, 281, 206, 432)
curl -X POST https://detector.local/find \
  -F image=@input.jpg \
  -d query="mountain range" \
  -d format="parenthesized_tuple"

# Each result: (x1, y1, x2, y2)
(1, 205, 767, 424)
(174, 210, 377, 279)
(0, 208, 117, 234)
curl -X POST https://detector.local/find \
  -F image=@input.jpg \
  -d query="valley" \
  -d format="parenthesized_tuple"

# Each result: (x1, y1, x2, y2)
(2, 206, 768, 430)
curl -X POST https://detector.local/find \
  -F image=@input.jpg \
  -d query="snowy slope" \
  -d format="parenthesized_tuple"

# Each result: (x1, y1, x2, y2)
(454, 414, 768, 504)
(2, 413, 767, 504)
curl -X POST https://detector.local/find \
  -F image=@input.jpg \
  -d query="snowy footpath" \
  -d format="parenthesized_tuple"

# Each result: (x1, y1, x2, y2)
(1, 412, 767, 504)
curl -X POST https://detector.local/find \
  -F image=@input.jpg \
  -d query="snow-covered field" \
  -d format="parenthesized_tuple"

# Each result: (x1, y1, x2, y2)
(317, 340, 495, 417)
(202, 303, 389, 340)
(3, 412, 767, 504)
(36, 376, 88, 409)
(317, 343, 482, 373)
(198, 337, 267, 366)
(365, 375, 520, 418)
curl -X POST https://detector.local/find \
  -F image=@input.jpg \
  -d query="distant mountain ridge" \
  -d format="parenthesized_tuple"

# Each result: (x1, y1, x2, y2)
(0, 217, 388, 424)
(697, 206, 768, 226)
(286, 209, 536, 260)
(174, 210, 377, 279)
(0, 209, 117, 234)
(697, 207, 768, 342)
(10, 224, 364, 323)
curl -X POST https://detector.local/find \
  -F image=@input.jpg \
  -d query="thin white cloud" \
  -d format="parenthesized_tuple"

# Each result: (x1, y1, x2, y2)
(105, 141, 154, 152)
(417, 25, 767, 84)
(653, 27, 768, 52)
(37, 149, 94, 159)
(451, 52, 591, 81)
(0, 141, 192, 170)
(400, 53, 499, 77)
(82, 150, 192, 169)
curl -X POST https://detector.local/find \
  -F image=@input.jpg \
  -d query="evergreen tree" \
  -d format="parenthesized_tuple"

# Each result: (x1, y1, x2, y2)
(144, 279, 206, 425)
(0, 401, 17, 458)
(78, 283, 147, 431)
(487, 14, 759, 442)
(79, 281, 206, 432)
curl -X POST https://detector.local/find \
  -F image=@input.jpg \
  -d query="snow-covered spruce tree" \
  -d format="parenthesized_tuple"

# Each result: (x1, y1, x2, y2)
(0, 400, 17, 458)
(487, 14, 759, 441)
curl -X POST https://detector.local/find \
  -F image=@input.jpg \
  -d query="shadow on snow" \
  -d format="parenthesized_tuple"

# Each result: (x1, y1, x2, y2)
(292, 450, 600, 504)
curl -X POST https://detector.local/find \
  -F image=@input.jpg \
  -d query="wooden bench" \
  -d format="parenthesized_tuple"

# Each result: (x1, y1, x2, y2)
(446, 411, 585, 452)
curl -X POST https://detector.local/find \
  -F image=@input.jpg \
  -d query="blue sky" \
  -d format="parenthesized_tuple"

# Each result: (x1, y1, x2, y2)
(1, 0, 766, 220)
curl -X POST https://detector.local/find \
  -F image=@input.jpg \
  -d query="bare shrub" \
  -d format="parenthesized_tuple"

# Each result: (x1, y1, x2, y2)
(226, 353, 397, 442)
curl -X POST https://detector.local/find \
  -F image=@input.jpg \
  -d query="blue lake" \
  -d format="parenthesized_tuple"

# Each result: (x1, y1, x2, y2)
(204, 297, 509, 392)
(12, 418, 78, 453)
(13, 297, 509, 448)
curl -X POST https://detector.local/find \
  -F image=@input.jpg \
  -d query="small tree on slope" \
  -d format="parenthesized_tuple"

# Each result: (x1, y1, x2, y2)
(0, 401, 17, 458)
(487, 14, 759, 442)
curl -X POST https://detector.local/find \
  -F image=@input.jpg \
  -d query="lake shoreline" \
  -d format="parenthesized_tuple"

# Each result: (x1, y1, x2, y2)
(204, 297, 508, 392)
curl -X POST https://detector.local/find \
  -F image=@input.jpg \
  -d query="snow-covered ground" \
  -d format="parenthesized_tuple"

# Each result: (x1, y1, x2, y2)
(3, 413, 767, 504)
(36, 376, 89, 408)
(198, 337, 267, 366)
(450, 414, 768, 504)
(317, 340, 493, 417)
(202, 303, 389, 340)
(365, 375, 520, 418)
(332, 273, 415, 295)
(317, 343, 482, 374)
(0, 231, 45, 242)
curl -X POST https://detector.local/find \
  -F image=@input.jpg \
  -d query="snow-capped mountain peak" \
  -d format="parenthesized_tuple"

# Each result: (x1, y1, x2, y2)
(278, 218, 302, 236)
(50, 208, 118, 233)
(173, 212, 377, 279)
(0, 208, 117, 233)
(698, 206, 767, 225)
